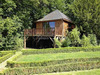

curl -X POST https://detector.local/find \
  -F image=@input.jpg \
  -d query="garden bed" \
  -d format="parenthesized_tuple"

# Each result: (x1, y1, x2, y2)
(17, 52, 100, 62)
(1, 47, 100, 75)
(7, 52, 100, 68)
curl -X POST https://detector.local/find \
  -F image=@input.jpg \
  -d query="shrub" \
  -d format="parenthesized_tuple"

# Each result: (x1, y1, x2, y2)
(89, 34, 97, 46)
(7, 57, 100, 68)
(3, 61, 100, 75)
(0, 53, 6, 57)
(0, 53, 14, 63)
(0, 50, 16, 54)
(7, 52, 22, 62)
(0, 68, 8, 75)
(0, 50, 16, 63)
(13, 35, 23, 50)
(54, 38, 62, 48)
(62, 37, 71, 47)
(68, 28, 81, 47)
(81, 35, 92, 47)
(22, 47, 100, 55)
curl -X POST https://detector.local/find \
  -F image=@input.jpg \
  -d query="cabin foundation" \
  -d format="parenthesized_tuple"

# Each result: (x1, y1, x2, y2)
(24, 36, 55, 49)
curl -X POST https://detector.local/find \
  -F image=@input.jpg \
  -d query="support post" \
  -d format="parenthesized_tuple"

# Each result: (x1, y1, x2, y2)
(24, 36, 26, 48)
(54, 36, 56, 48)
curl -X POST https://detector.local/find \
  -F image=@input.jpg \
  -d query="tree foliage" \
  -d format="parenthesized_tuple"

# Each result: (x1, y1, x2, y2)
(0, 16, 23, 50)
(0, 0, 100, 50)
(0, 0, 66, 50)
(68, 0, 100, 39)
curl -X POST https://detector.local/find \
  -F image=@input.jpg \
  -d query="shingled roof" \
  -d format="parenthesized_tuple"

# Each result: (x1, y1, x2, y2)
(37, 10, 72, 23)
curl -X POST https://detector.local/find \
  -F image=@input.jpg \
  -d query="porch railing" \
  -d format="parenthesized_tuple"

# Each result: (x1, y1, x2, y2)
(24, 28, 55, 36)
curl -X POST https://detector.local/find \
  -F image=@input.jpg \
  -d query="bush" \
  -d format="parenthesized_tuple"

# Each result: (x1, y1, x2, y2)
(68, 28, 81, 47)
(7, 52, 22, 62)
(54, 38, 62, 48)
(0, 53, 14, 63)
(0, 53, 6, 57)
(62, 37, 71, 47)
(0, 16, 23, 50)
(22, 47, 100, 55)
(7, 57, 100, 68)
(81, 35, 92, 47)
(0, 50, 16, 54)
(89, 34, 97, 46)
(2, 61, 100, 75)
(13, 35, 23, 50)
(0, 50, 16, 63)
(0, 68, 8, 75)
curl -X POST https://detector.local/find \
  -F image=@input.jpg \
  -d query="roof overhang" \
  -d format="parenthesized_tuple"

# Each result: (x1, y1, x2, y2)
(36, 18, 73, 23)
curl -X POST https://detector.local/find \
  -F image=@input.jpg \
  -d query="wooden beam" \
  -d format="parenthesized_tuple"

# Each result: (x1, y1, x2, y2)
(24, 36, 26, 48)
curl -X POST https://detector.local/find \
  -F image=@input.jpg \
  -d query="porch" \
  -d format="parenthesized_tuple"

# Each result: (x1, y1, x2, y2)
(24, 28, 55, 36)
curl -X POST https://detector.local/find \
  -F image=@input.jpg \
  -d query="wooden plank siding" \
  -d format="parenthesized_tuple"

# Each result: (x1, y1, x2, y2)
(36, 22, 43, 35)
(63, 22, 69, 36)
(55, 20, 63, 36)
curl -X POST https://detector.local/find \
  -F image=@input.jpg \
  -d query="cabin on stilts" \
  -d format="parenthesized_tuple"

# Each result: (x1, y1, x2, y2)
(24, 10, 75, 48)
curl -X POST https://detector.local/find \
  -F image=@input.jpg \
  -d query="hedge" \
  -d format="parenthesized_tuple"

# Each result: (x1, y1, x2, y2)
(0, 50, 16, 57)
(0, 54, 6, 57)
(22, 47, 100, 55)
(2, 61, 100, 75)
(7, 57, 100, 68)
(0, 53, 14, 63)
(0, 69, 8, 75)
(0, 50, 16, 54)
(7, 52, 22, 62)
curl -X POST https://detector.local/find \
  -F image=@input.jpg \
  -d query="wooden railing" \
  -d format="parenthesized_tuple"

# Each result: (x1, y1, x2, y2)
(24, 28, 55, 36)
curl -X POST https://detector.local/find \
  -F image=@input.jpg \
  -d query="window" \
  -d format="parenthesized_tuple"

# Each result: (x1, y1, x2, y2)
(43, 22, 55, 35)
(49, 22, 55, 28)
(43, 22, 55, 29)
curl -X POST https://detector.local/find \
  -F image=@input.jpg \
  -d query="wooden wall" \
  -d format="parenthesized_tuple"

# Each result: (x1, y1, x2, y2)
(63, 22, 69, 36)
(36, 22, 43, 35)
(35, 20, 69, 36)
(55, 20, 63, 36)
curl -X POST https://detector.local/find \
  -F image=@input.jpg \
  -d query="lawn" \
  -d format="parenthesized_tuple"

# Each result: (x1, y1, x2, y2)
(16, 51, 100, 62)
(40, 69, 100, 75)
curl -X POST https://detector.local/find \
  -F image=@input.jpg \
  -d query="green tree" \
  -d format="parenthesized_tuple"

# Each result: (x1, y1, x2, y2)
(68, 0, 100, 39)
(0, 0, 67, 50)
(0, 16, 22, 50)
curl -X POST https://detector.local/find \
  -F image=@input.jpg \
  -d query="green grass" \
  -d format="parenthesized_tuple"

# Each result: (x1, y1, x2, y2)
(16, 51, 100, 62)
(39, 69, 100, 75)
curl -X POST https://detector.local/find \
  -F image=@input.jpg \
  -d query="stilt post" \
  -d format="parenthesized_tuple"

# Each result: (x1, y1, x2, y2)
(24, 36, 26, 48)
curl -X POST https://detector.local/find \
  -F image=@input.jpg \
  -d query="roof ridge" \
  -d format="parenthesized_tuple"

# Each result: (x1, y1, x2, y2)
(57, 10, 64, 19)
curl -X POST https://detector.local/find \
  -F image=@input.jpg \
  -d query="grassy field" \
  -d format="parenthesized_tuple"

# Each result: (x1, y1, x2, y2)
(40, 69, 100, 75)
(16, 51, 100, 62)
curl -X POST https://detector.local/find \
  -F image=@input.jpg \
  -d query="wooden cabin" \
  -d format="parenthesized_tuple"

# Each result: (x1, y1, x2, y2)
(24, 10, 75, 48)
